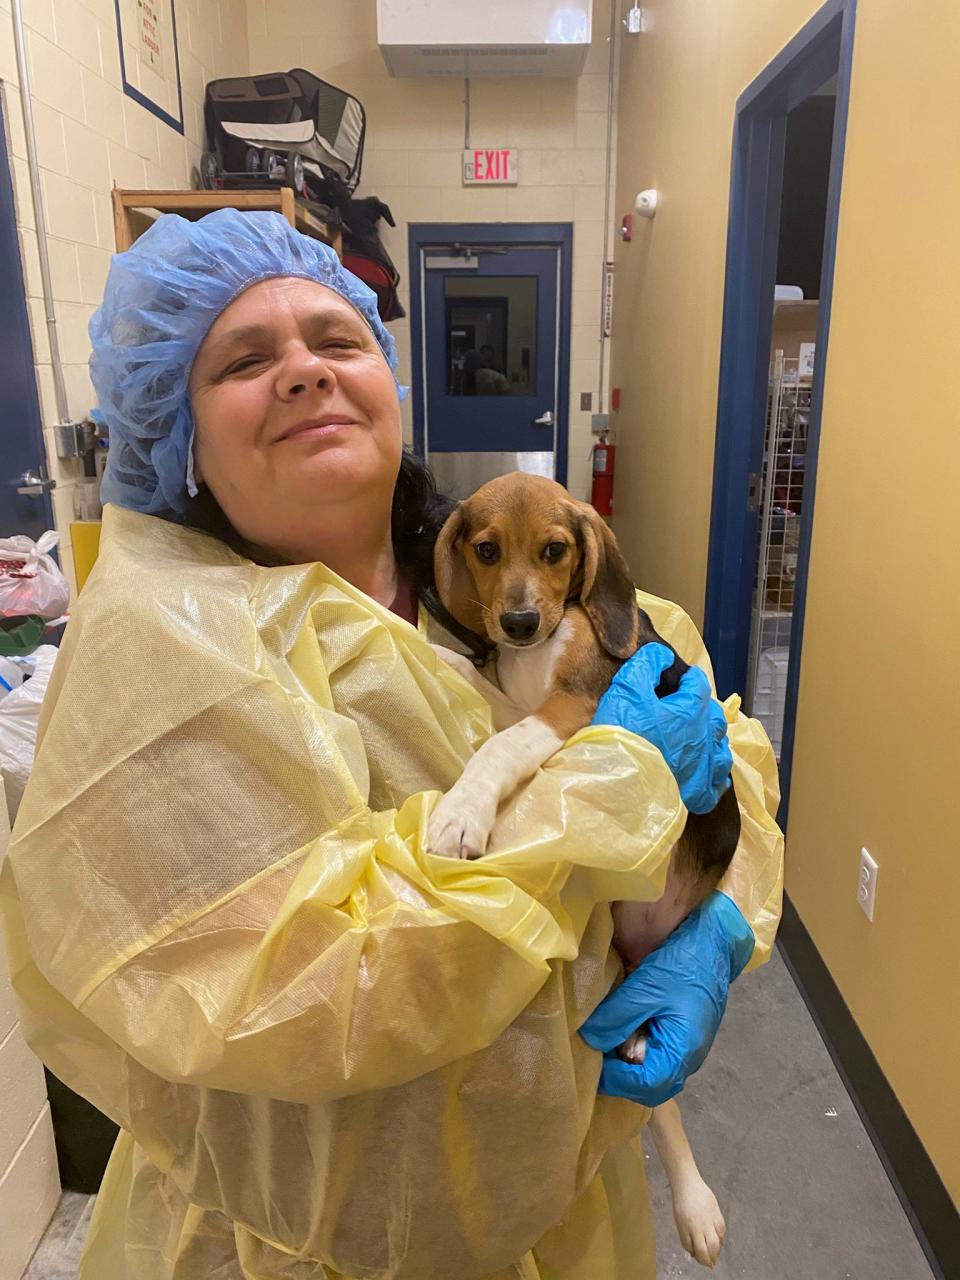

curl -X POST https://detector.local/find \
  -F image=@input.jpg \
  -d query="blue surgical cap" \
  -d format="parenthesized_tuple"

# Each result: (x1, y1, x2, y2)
(90, 208, 402, 519)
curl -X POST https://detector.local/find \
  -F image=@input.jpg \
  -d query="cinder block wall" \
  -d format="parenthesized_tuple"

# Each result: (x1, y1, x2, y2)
(245, 0, 620, 502)
(0, 780, 59, 1280)
(0, 0, 248, 592)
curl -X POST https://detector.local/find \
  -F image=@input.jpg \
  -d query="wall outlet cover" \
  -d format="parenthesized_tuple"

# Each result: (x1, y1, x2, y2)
(857, 847, 878, 922)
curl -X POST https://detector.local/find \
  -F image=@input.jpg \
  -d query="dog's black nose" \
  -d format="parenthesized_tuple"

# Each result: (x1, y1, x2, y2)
(500, 610, 540, 641)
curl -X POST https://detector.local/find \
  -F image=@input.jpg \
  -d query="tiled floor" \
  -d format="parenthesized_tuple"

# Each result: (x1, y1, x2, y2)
(22, 1189, 93, 1279)
(21, 948, 934, 1279)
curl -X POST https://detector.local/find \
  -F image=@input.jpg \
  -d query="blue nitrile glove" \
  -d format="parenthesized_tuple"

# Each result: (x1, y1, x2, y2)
(580, 891, 755, 1107)
(593, 643, 733, 814)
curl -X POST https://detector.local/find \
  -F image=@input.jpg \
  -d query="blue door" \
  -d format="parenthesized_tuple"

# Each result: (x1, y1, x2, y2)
(0, 101, 56, 541)
(410, 224, 572, 498)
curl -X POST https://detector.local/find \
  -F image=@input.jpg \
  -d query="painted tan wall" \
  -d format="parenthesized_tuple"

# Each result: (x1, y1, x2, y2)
(610, 0, 960, 1201)
(0, 0, 248, 592)
(245, 0, 619, 501)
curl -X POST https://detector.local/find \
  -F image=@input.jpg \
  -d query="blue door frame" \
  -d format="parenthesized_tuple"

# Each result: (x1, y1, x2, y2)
(0, 95, 55, 541)
(408, 223, 573, 486)
(703, 0, 857, 825)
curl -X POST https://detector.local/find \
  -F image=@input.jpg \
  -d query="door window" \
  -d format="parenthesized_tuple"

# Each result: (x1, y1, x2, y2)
(444, 276, 538, 397)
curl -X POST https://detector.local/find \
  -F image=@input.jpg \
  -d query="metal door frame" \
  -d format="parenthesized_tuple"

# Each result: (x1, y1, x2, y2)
(408, 222, 573, 486)
(0, 89, 55, 534)
(702, 0, 856, 825)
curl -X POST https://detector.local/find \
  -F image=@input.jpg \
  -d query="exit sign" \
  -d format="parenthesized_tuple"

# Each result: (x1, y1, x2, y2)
(462, 148, 518, 185)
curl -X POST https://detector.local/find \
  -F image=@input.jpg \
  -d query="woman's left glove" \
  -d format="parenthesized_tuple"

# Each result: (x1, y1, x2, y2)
(592, 642, 733, 814)
(579, 892, 755, 1107)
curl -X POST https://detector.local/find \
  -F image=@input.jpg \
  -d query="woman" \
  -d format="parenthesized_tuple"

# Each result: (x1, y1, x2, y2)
(0, 211, 782, 1279)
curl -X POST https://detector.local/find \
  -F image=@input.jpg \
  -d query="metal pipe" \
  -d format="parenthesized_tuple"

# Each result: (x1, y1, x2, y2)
(11, 0, 71, 424)
(597, 0, 620, 415)
(463, 76, 471, 149)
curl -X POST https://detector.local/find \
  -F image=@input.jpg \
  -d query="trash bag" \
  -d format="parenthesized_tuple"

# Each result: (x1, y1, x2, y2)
(0, 531, 70, 621)
(0, 644, 57, 823)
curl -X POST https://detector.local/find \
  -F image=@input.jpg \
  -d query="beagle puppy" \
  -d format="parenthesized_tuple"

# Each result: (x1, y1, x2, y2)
(427, 471, 739, 1268)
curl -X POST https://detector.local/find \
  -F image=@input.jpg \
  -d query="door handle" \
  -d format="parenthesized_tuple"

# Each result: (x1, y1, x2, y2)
(16, 469, 57, 497)
(532, 410, 554, 427)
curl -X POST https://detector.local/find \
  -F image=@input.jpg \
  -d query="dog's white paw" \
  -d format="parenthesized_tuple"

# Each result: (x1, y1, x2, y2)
(427, 788, 498, 860)
(673, 1177, 725, 1269)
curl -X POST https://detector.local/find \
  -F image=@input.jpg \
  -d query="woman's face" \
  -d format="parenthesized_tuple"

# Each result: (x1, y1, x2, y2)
(189, 277, 402, 550)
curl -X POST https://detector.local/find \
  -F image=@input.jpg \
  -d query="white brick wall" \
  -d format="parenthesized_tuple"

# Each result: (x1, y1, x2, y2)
(0, 779, 60, 1280)
(2, 0, 619, 591)
(245, 0, 620, 501)
(0, 0, 248, 592)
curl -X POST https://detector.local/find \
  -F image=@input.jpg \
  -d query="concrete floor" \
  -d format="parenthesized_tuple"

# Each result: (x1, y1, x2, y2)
(646, 946, 933, 1278)
(23, 948, 933, 1279)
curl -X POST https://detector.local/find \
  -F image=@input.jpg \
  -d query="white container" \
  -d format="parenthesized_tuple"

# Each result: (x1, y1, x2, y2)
(378, 0, 592, 77)
(0, 657, 25, 695)
(753, 646, 790, 756)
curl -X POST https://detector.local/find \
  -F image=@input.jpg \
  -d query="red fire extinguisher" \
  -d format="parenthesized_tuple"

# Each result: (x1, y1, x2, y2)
(591, 433, 616, 516)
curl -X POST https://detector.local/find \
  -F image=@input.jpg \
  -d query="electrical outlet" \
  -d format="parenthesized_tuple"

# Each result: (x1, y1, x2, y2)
(857, 847, 878, 922)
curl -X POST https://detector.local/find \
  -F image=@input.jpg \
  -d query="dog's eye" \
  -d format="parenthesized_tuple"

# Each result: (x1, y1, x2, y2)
(543, 541, 567, 562)
(474, 541, 500, 564)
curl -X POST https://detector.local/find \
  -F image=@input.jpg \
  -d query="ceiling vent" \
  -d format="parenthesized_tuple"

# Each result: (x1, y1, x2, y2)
(378, 1, 592, 78)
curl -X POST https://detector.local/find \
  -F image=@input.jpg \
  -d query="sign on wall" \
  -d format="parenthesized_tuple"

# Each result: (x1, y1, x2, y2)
(115, 0, 184, 134)
(602, 261, 614, 337)
(138, 0, 164, 74)
(462, 148, 519, 185)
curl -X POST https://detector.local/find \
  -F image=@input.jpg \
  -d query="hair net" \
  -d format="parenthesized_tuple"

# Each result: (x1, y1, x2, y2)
(90, 209, 403, 520)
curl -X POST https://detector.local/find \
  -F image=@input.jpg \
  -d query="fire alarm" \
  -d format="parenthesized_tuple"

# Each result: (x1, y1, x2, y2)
(618, 213, 633, 242)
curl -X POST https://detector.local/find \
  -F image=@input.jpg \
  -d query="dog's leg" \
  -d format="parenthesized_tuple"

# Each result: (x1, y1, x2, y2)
(612, 861, 727, 1268)
(427, 690, 591, 859)
(648, 1100, 726, 1269)
(427, 714, 565, 859)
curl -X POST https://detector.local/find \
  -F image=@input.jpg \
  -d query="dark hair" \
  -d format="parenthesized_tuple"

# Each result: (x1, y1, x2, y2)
(184, 449, 453, 602)
(390, 449, 456, 594)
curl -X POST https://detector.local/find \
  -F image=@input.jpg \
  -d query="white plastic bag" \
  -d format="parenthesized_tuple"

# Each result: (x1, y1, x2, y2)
(0, 645, 58, 822)
(0, 530, 70, 621)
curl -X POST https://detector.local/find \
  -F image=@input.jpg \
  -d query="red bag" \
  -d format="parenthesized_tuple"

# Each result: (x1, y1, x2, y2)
(342, 250, 405, 322)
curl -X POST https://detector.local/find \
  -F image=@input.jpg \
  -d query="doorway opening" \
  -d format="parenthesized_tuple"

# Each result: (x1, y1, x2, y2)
(745, 83, 837, 760)
(703, 0, 856, 825)
(408, 223, 572, 499)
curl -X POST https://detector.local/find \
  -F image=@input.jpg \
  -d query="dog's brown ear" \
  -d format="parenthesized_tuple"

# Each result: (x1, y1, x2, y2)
(433, 504, 486, 635)
(575, 501, 639, 659)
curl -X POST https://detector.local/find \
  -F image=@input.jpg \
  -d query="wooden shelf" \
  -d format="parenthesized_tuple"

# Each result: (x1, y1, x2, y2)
(111, 187, 342, 256)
